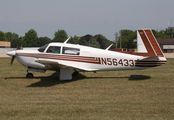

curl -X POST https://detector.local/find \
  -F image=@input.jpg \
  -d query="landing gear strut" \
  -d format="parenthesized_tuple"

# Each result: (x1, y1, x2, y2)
(26, 73, 34, 78)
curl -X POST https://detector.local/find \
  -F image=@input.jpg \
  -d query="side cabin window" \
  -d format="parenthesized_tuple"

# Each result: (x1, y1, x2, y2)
(46, 46, 61, 54)
(62, 47, 80, 55)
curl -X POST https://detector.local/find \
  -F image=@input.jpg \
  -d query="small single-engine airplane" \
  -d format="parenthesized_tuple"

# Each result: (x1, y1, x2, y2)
(7, 29, 167, 80)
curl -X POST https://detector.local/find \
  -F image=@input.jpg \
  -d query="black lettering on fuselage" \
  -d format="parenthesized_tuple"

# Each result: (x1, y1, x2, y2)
(100, 57, 135, 67)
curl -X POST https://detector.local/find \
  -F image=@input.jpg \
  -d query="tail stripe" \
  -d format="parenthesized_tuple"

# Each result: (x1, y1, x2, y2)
(111, 29, 165, 58)
(138, 30, 156, 56)
(144, 30, 164, 57)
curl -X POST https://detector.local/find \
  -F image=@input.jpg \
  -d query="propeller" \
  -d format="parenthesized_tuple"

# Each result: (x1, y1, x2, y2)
(11, 55, 15, 65)
(6, 50, 16, 65)
(7, 46, 22, 65)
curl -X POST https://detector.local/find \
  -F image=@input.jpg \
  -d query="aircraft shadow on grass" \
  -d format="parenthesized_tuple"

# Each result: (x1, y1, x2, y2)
(128, 75, 151, 81)
(5, 73, 151, 87)
(27, 73, 151, 87)
(27, 72, 87, 87)
(86, 75, 151, 81)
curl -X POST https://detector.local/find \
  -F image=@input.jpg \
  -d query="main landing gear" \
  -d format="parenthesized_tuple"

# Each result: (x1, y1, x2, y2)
(26, 73, 34, 78)
(72, 71, 79, 76)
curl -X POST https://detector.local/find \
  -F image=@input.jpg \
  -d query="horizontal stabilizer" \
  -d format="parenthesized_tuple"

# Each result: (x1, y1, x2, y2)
(139, 56, 159, 61)
(136, 56, 166, 67)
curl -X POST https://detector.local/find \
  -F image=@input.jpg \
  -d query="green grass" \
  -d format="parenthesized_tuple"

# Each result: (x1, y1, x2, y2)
(0, 58, 174, 120)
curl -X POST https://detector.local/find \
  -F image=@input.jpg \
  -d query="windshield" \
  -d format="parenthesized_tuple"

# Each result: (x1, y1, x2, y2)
(38, 44, 49, 52)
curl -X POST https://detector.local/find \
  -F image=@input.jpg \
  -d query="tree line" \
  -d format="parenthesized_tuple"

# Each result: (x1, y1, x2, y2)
(0, 28, 171, 49)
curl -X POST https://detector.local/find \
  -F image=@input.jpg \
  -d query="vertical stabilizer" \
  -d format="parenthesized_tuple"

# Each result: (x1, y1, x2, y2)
(137, 29, 164, 57)
(137, 30, 147, 53)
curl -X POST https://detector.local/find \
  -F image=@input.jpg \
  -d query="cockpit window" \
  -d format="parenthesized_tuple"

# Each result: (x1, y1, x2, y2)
(62, 47, 80, 55)
(38, 44, 48, 52)
(46, 46, 61, 54)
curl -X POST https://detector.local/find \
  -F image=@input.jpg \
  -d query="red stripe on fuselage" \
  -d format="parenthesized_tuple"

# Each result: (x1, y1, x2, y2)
(17, 53, 101, 64)
(135, 60, 167, 67)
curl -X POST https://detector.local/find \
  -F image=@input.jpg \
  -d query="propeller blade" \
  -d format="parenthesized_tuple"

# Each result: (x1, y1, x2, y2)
(11, 56, 15, 65)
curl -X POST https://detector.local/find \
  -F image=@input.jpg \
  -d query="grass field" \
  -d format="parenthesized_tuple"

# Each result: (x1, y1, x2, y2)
(0, 58, 174, 120)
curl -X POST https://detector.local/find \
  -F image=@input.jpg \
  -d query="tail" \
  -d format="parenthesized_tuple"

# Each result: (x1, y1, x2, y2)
(137, 29, 164, 57)
(135, 29, 167, 67)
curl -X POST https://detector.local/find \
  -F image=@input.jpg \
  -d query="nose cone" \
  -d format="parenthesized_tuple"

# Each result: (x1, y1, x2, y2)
(6, 50, 16, 57)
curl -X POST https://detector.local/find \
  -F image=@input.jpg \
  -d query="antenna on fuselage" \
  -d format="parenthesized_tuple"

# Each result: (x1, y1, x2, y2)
(105, 43, 113, 50)
(64, 37, 71, 44)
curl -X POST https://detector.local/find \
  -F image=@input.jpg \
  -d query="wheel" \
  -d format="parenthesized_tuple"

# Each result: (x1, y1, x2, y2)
(72, 71, 79, 76)
(26, 73, 34, 78)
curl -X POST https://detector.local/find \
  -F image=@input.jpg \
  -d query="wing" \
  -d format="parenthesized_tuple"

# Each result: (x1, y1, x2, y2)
(36, 60, 60, 71)
(36, 59, 98, 72)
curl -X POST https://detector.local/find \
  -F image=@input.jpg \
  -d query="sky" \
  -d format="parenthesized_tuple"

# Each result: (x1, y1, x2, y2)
(0, 0, 174, 41)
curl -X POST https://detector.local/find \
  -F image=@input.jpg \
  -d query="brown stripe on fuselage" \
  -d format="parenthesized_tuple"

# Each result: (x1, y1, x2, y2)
(135, 65, 162, 67)
(17, 53, 101, 64)
(135, 60, 167, 67)
(136, 60, 167, 63)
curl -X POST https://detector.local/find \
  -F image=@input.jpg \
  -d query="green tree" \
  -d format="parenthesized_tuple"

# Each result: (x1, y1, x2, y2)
(78, 37, 88, 46)
(89, 36, 100, 48)
(13, 33, 19, 40)
(5, 32, 13, 41)
(5, 32, 20, 47)
(24, 29, 38, 47)
(117, 30, 137, 49)
(11, 37, 24, 48)
(5, 32, 19, 41)
(0, 31, 8, 41)
(152, 29, 170, 38)
(95, 34, 111, 49)
(36, 37, 51, 47)
(72, 35, 80, 44)
(52, 29, 68, 42)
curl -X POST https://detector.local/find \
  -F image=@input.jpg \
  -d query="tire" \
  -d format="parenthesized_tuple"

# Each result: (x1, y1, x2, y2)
(72, 71, 79, 76)
(26, 73, 34, 78)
